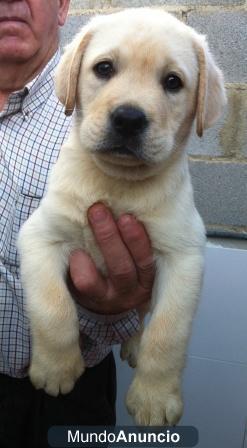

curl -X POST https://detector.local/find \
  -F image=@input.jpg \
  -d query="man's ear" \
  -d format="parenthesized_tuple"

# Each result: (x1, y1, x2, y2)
(58, 0, 71, 27)
(194, 38, 227, 137)
(54, 31, 92, 116)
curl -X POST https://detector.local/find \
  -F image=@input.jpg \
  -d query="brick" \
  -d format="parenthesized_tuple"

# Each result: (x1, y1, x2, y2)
(187, 11, 247, 83)
(60, 15, 90, 49)
(111, 0, 244, 4)
(70, 0, 245, 8)
(111, 0, 168, 6)
(70, 0, 111, 10)
(220, 87, 247, 158)
(173, 0, 245, 3)
(189, 160, 247, 228)
(188, 122, 224, 158)
(188, 87, 247, 159)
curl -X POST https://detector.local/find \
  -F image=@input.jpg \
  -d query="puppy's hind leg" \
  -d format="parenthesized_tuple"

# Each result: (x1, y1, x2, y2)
(18, 223, 85, 397)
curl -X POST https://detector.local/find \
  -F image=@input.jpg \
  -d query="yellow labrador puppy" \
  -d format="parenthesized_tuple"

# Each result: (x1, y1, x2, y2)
(18, 8, 226, 425)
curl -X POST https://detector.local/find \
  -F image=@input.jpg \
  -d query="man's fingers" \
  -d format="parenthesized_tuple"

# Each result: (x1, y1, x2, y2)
(69, 250, 107, 301)
(118, 215, 155, 290)
(88, 203, 137, 292)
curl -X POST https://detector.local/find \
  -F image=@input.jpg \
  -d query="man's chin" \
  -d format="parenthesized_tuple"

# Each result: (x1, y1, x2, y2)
(0, 40, 37, 63)
(0, 26, 37, 63)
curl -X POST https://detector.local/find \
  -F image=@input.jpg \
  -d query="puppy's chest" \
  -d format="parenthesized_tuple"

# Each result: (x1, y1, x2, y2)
(63, 199, 163, 274)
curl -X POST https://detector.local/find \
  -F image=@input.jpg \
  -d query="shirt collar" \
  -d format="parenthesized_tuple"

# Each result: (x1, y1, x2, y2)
(0, 50, 61, 119)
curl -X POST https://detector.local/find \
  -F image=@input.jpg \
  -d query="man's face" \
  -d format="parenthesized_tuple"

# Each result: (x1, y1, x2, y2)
(0, 0, 70, 62)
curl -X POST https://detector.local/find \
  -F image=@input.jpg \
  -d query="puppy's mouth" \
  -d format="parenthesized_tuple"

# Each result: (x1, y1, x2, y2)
(94, 135, 151, 164)
(99, 144, 141, 158)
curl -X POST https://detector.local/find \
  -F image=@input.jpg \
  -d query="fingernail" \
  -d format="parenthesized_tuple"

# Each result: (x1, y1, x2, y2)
(88, 204, 108, 223)
(119, 214, 135, 229)
(70, 249, 84, 259)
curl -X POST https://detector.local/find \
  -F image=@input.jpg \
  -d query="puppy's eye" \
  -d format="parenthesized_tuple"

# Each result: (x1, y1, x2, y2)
(93, 61, 115, 79)
(162, 73, 183, 93)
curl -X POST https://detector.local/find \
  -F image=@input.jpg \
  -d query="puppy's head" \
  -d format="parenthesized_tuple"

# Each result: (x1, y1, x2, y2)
(55, 8, 226, 180)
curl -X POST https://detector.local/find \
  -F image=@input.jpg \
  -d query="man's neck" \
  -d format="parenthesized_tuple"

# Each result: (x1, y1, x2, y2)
(0, 91, 9, 111)
(0, 45, 58, 111)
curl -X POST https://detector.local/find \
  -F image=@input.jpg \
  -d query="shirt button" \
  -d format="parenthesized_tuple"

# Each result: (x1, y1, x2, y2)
(22, 109, 30, 119)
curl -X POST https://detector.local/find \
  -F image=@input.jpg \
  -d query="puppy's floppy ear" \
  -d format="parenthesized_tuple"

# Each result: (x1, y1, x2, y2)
(55, 32, 92, 116)
(194, 38, 227, 137)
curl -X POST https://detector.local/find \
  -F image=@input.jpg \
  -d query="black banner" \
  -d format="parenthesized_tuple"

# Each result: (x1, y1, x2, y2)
(48, 426, 199, 447)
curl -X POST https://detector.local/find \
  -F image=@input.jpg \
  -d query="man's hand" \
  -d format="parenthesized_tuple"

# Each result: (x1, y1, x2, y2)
(68, 203, 155, 315)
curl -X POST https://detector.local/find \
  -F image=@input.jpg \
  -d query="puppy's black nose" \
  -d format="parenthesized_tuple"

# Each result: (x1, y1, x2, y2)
(110, 106, 148, 137)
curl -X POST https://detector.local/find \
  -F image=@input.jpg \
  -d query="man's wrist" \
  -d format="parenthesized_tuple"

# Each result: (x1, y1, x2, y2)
(77, 304, 133, 324)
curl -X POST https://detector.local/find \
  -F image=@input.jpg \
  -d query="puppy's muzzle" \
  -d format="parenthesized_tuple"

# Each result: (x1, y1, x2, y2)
(97, 105, 149, 159)
(110, 105, 149, 138)
(100, 105, 149, 158)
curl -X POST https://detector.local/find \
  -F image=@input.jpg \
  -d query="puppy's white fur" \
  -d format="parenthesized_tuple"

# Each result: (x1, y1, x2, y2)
(18, 8, 226, 425)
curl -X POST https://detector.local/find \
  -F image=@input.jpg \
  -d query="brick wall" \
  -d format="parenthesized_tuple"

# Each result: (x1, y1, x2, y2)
(61, 0, 247, 237)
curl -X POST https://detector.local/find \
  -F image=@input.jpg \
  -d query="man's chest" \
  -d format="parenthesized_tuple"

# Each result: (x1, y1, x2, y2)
(0, 107, 69, 197)
(0, 102, 71, 266)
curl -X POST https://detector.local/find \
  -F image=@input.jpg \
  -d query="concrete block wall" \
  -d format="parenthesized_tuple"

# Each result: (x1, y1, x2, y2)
(61, 0, 247, 237)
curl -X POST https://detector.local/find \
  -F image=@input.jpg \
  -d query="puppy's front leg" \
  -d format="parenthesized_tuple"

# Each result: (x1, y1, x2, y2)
(126, 250, 204, 425)
(18, 230, 85, 396)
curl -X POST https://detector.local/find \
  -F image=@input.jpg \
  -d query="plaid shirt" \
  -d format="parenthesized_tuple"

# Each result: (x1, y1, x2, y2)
(0, 50, 139, 378)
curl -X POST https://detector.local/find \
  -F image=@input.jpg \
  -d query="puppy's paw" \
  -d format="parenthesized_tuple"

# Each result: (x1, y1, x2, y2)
(120, 335, 141, 368)
(126, 375, 183, 425)
(29, 345, 85, 396)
